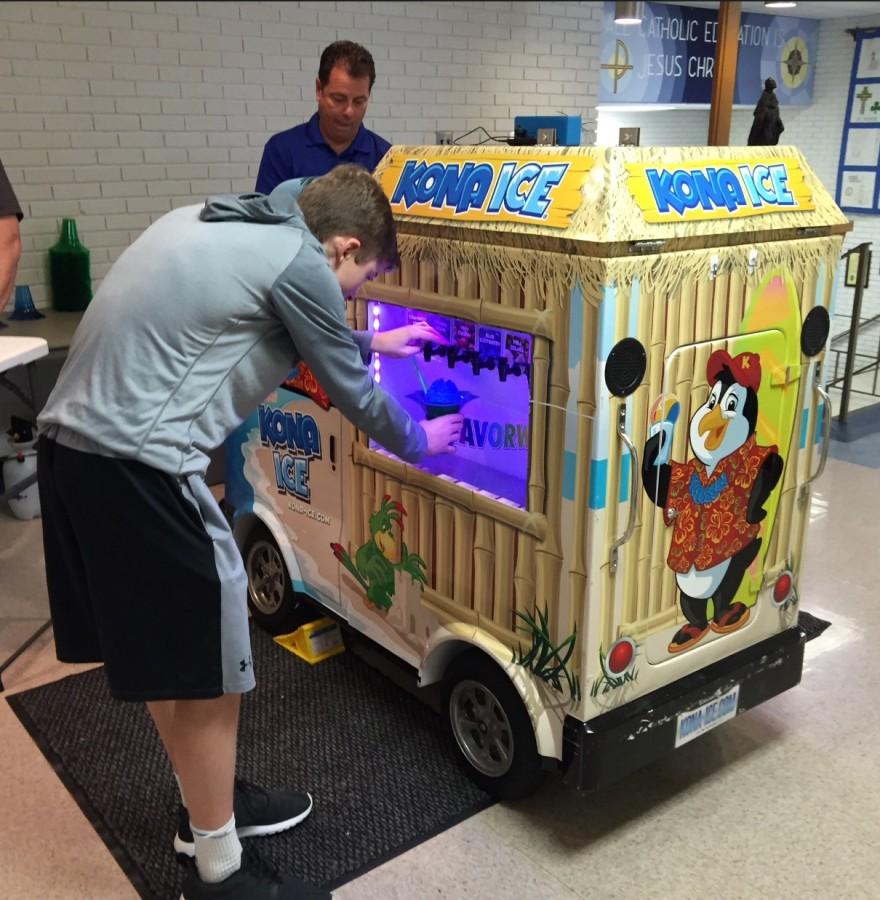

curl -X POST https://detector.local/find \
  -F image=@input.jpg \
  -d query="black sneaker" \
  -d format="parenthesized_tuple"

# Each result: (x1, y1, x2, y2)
(179, 850, 331, 899)
(175, 779, 313, 857)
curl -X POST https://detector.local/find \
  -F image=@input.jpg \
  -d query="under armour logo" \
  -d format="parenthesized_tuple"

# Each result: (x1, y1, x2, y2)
(239, 656, 252, 673)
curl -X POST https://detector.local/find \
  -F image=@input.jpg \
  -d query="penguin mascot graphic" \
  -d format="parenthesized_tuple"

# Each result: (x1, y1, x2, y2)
(642, 349, 784, 654)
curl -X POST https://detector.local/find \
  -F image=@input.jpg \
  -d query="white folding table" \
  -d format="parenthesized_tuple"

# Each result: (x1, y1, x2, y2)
(0, 335, 48, 500)
(0, 335, 50, 689)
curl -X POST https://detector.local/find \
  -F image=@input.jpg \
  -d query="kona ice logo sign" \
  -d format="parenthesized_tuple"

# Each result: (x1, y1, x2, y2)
(380, 152, 594, 229)
(259, 405, 321, 503)
(627, 157, 815, 222)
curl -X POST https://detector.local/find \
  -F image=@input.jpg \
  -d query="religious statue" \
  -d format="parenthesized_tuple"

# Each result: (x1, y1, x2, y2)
(747, 77, 785, 146)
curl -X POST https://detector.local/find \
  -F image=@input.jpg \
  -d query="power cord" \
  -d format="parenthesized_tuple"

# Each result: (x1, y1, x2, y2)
(452, 125, 537, 146)
(452, 114, 594, 148)
(452, 126, 507, 145)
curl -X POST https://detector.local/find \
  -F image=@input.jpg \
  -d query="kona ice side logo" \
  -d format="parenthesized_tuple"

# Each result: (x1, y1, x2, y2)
(258, 405, 321, 502)
(379, 152, 594, 229)
(627, 158, 815, 223)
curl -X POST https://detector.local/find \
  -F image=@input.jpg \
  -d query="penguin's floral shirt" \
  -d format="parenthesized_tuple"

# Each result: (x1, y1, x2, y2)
(663, 435, 777, 573)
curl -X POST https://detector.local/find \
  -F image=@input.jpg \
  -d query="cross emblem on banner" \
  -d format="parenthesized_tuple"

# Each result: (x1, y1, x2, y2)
(600, 40, 633, 94)
(857, 85, 873, 114)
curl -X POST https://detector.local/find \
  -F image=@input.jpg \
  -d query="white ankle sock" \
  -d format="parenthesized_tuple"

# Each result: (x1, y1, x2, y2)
(174, 773, 186, 808)
(192, 814, 242, 884)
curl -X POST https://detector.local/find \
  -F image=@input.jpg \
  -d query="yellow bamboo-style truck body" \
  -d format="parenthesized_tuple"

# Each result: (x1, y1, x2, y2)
(227, 145, 849, 797)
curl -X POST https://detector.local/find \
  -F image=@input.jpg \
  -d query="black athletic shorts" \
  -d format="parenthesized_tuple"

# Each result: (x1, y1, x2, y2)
(36, 436, 255, 701)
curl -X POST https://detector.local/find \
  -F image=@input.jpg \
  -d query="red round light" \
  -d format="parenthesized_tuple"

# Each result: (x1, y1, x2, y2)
(773, 572, 793, 604)
(607, 639, 635, 675)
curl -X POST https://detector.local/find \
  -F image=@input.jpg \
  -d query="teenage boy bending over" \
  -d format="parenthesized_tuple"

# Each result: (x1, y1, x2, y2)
(36, 164, 461, 900)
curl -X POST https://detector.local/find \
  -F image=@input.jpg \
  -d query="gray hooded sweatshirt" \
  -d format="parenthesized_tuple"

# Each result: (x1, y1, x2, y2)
(38, 180, 426, 476)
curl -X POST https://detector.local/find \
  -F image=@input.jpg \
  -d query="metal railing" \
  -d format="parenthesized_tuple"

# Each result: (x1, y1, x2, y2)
(830, 311, 880, 347)
(828, 346, 880, 400)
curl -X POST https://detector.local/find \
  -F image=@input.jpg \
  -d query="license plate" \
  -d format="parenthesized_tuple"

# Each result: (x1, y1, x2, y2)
(674, 684, 740, 748)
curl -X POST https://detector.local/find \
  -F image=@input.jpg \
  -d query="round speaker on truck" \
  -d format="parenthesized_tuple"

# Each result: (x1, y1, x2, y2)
(605, 337, 647, 398)
(801, 306, 830, 358)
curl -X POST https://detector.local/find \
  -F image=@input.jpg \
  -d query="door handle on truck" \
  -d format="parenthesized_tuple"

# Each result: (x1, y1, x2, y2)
(609, 405, 639, 575)
(798, 381, 832, 506)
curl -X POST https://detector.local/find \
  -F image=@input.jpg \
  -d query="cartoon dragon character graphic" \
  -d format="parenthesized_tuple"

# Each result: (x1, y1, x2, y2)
(331, 496, 427, 612)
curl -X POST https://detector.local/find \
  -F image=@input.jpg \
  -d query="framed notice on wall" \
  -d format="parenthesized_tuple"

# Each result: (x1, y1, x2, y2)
(844, 247, 871, 288)
(836, 27, 880, 214)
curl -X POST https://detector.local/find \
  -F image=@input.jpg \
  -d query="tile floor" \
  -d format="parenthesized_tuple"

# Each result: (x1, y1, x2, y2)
(1, 444, 879, 900)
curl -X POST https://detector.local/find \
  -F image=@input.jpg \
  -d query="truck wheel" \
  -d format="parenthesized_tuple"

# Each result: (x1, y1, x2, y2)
(243, 524, 313, 635)
(445, 650, 545, 800)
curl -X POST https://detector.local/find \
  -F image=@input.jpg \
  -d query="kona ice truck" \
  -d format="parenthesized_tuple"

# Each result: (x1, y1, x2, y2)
(224, 145, 847, 799)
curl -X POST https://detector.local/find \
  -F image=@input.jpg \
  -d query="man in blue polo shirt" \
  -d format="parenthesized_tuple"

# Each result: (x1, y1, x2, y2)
(255, 41, 390, 194)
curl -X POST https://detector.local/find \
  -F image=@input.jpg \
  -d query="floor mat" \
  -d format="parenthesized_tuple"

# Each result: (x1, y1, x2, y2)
(6, 625, 493, 899)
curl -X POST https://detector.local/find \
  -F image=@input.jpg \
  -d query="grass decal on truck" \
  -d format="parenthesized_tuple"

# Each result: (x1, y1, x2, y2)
(512, 606, 581, 702)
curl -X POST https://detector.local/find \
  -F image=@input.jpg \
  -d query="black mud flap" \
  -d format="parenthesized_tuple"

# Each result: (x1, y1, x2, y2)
(797, 609, 831, 642)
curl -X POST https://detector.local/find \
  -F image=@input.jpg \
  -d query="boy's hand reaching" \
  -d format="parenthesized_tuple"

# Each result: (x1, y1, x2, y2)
(371, 322, 447, 358)
(421, 415, 463, 455)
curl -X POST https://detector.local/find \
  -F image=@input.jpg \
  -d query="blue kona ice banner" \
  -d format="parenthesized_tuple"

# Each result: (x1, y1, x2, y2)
(600, 1, 818, 106)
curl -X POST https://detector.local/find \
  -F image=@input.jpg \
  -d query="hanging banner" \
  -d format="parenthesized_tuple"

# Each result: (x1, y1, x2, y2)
(600, 1, 818, 106)
(836, 27, 880, 214)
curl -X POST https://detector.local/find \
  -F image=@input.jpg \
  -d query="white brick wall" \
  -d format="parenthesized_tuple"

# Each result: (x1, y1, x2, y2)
(598, 12, 880, 341)
(0, 0, 604, 309)
(4, 0, 877, 344)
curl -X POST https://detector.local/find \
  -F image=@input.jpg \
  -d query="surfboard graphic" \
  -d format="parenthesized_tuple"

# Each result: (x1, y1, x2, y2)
(730, 267, 803, 608)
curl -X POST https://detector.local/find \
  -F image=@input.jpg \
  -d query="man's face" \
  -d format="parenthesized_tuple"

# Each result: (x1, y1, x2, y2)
(316, 65, 372, 149)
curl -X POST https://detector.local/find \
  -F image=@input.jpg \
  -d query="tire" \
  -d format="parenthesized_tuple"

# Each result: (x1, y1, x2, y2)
(444, 650, 545, 800)
(243, 524, 315, 635)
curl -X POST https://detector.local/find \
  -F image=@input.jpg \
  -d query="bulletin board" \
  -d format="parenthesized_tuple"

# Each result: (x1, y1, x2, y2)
(836, 27, 880, 214)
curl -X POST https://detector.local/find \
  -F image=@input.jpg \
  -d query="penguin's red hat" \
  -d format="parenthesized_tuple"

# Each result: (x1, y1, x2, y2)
(707, 349, 762, 392)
